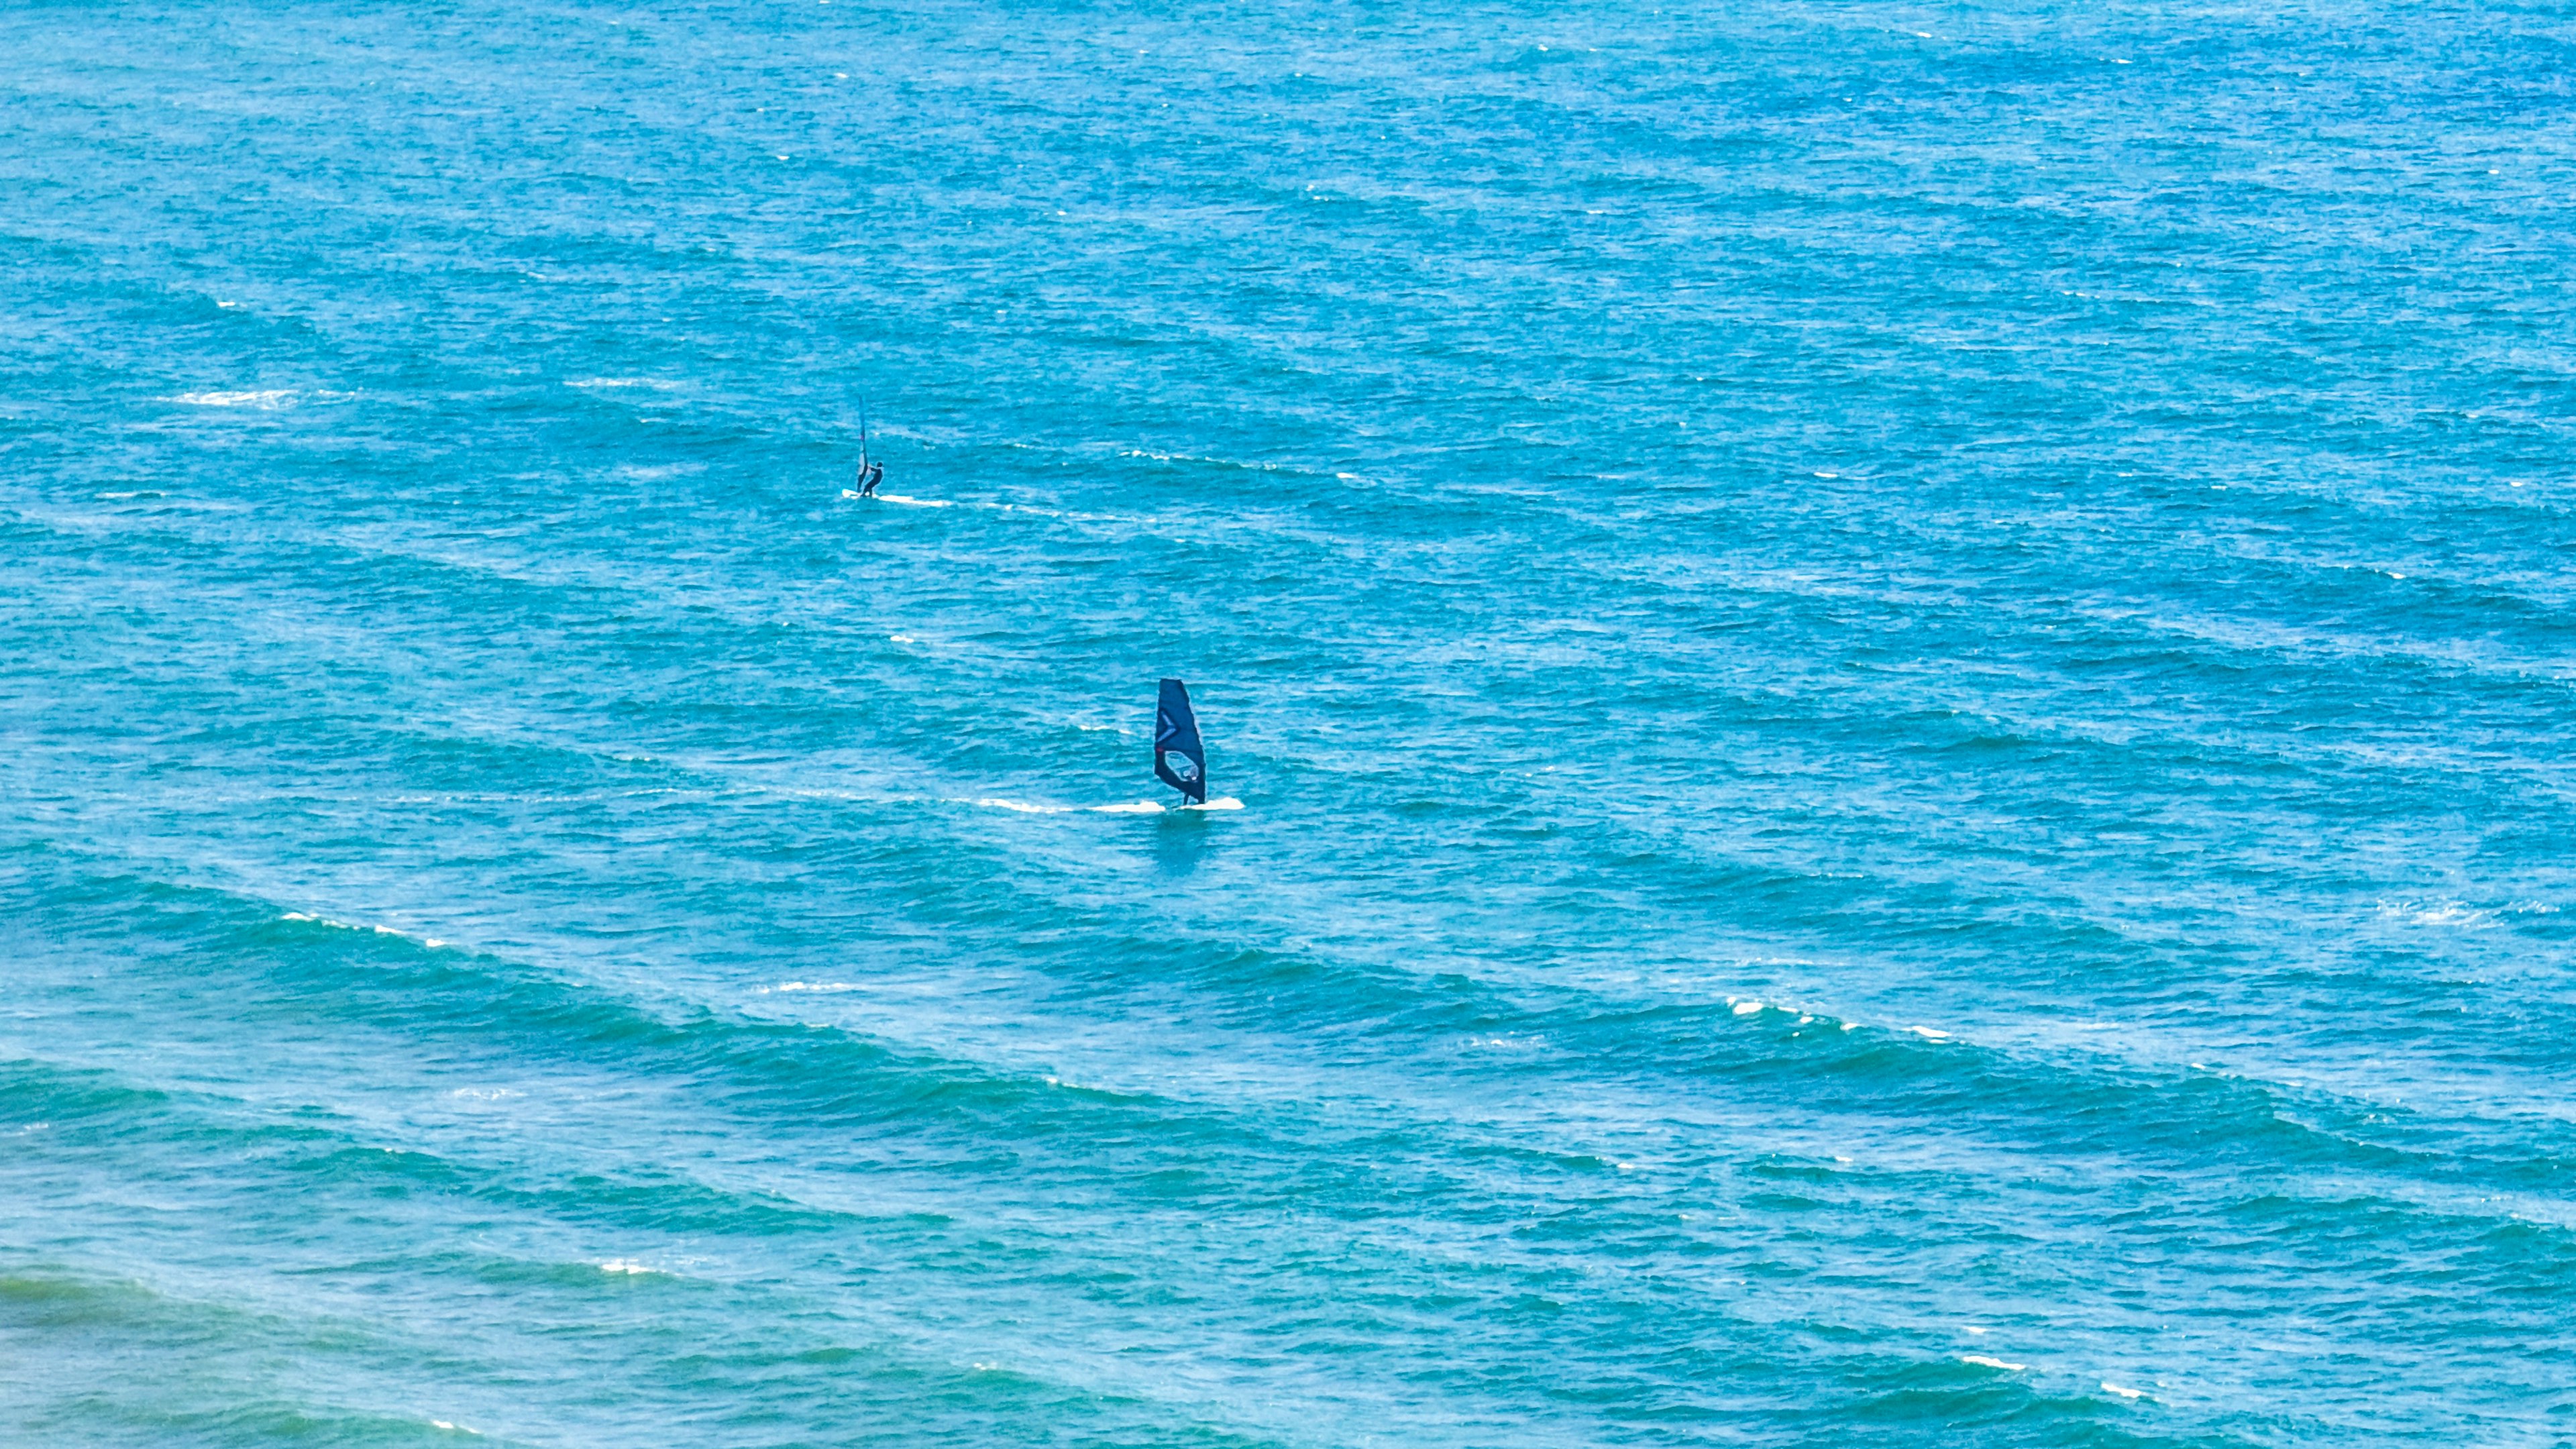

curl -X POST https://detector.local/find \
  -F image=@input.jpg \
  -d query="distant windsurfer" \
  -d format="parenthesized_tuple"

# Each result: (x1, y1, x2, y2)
(855, 397, 883, 497)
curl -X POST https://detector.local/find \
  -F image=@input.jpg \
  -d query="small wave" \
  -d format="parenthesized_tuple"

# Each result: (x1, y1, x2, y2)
(280, 911, 447, 949)
(769, 981, 861, 993)
(597, 1259, 666, 1276)
(283, 910, 376, 931)
(567, 377, 681, 392)
(2100, 1382, 2145, 1400)
(174, 389, 296, 409)
(1120, 447, 1289, 474)
(952, 796, 1238, 815)
(2378, 898, 2498, 928)
(97, 490, 165, 500)
(1960, 1354, 2026, 1371)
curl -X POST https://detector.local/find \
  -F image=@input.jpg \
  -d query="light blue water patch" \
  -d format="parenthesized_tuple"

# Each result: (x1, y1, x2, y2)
(4, 1, 2574, 1444)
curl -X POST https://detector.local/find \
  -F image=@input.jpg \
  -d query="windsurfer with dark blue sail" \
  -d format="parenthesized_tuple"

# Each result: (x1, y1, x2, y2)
(1154, 678, 1208, 806)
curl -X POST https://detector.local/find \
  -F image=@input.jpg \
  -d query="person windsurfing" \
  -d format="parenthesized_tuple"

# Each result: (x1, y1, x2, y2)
(854, 397, 883, 497)
(1154, 679, 1208, 806)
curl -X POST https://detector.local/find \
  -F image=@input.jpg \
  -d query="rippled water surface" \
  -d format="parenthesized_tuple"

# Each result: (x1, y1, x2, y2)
(5, 1, 2575, 1444)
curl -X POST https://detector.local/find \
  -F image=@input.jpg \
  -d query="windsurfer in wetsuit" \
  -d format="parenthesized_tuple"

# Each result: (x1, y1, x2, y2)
(860, 461, 884, 497)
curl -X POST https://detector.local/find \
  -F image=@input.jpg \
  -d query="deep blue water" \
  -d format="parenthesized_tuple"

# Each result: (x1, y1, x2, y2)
(5, 1, 2575, 1444)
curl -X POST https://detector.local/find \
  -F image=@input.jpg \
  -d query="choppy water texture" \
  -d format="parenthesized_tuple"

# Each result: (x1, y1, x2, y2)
(5, 1, 2575, 1444)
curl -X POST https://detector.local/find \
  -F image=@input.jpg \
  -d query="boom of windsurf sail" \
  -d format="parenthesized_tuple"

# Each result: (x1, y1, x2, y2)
(1154, 678, 1208, 805)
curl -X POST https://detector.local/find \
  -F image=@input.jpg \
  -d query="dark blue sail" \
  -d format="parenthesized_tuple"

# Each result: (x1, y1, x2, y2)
(1153, 678, 1208, 805)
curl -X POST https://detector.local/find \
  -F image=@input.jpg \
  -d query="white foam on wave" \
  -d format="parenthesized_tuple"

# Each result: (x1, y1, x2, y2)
(567, 377, 681, 392)
(175, 389, 297, 409)
(1907, 1026, 1951, 1041)
(2100, 1382, 2145, 1400)
(428, 1421, 481, 1436)
(955, 796, 1242, 815)
(284, 911, 384, 934)
(845, 490, 963, 509)
(280, 911, 449, 949)
(596, 1259, 665, 1276)
(1961, 1354, 2026, 1371)
(768, 981, 861, 994)
(1717, 994, 1856, 1034)
(1121, 446, 1282, 472)
(2379, 898, 2496, 928)
(97, 490, 164, 500)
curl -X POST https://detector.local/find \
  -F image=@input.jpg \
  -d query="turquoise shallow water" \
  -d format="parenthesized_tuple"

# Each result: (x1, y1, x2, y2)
(5, 1, 2575, 1444)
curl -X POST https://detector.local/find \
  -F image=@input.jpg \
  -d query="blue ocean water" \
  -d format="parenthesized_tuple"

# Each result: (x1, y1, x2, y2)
(5, 0, 2574, 1442)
